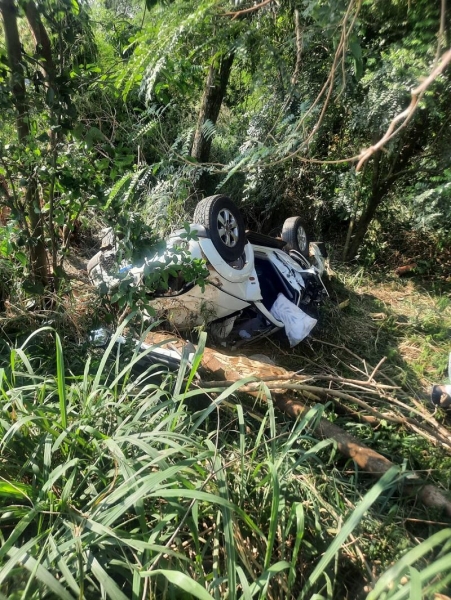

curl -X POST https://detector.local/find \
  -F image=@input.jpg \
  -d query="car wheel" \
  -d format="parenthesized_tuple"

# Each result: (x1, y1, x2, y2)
(281, 216, 309, 258)
(193, 194, 246, 262)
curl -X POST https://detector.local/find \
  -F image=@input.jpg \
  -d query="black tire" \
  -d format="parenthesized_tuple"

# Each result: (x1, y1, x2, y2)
(87, 251, 102, 275)
(193, 195, 246, 262)
(281, 216, 309, 258)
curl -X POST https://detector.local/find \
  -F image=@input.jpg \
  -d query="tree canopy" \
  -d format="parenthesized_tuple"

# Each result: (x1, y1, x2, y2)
(0, 0, 449, 288)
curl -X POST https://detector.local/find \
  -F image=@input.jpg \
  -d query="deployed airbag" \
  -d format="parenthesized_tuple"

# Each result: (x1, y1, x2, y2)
(270, 293, 317, 347)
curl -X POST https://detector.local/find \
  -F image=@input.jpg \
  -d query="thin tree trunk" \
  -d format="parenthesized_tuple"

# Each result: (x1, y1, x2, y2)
(0, 0, 48, 287)
(191, 53, 235, 164)
(0, 0, 29, 140)
(25, 0, 61, 290)
(344, 121, 427, 262)
(345, 150, 385, 261)
(345, 191, 385, 261)
(24, 0, 55, 81)
(26, 182, 49, 288)
(342, 163, 367, 261)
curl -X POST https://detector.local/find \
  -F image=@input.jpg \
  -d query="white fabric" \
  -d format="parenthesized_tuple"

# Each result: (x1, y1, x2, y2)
(270, 293, 317, 347)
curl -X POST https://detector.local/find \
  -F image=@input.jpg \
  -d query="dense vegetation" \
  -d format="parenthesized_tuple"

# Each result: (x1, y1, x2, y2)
(1, 0, 451, 598)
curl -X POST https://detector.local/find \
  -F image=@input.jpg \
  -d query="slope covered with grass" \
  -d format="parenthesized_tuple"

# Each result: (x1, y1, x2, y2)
(1, 271, 451, 600)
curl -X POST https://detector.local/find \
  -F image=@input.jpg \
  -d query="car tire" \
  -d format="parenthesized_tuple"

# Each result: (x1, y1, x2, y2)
(193, 195, 246, 262)
(281, 217, 309, 258)
(87, 251, 102, 275)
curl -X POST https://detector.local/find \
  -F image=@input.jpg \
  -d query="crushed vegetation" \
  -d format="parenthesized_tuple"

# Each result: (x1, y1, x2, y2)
(1, 243, 451, 599)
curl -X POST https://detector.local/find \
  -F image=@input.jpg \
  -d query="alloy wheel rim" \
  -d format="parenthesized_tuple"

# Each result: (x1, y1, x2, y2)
(217, 209, 239, 247)
(297, 226, 307, 251)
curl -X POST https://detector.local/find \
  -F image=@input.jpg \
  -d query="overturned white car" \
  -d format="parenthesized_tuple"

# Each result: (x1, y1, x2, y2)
(88, 195, 328, 347)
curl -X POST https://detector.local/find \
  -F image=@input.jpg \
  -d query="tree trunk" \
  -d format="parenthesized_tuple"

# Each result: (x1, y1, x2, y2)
(191, 53, 235, 167)
(345, 150, 385, 261)
(0, 0, 29, 140)
(25, 0, 60, 289)
(0, 0, 48, 287)
(24, 0, 56, 82)
(345, 120, 428, 262)
(345, 191, 385, 261)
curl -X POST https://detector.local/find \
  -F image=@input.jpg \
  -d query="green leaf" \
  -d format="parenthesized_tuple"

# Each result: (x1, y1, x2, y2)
(14, 251, 27, 266)
(55, 332, 67, 429)
(141, 570, 215, 600)
(71, 0, 80, 15)
(0, 481, 32, 499)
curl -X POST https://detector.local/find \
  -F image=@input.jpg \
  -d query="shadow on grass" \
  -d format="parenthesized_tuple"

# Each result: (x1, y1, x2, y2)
(243, 268, 451, 486)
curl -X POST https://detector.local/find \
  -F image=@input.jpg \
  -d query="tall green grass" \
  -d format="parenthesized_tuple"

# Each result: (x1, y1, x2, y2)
(0, 323, 450, 599)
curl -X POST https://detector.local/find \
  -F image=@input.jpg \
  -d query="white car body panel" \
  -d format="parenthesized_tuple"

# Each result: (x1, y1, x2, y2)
(88, 220, 327, 343)
(198, 239, 256, 283)
(151, 280, 251, 327)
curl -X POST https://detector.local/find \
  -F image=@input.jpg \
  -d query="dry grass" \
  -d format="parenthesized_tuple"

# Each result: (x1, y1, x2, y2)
(236, 267, 451, 486)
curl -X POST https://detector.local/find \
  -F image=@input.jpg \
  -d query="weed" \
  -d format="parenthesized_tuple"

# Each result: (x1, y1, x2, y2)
(0, 316, 450, 599)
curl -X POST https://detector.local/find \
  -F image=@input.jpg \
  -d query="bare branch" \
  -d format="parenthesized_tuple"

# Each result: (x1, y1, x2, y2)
(356, 47, 451, 171)
(224, 0, 275, 19)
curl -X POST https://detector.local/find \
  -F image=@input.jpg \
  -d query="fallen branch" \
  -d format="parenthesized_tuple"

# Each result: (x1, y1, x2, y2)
(274, 393, 451, 517)
(199, 380, 451, 452)
(143, 332, 451, 516)
(311, 338, 451, 451)
(201, 373, 397, 390)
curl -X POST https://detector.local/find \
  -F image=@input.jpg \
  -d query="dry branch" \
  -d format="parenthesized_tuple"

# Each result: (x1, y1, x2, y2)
(224, 0, 274, 19)
(143, 331, 451, 516)
(275, 394, 451, 516)
(199, 379, 451, 452)
(356, 48, 451, 171)
(311, 338, 451, 452)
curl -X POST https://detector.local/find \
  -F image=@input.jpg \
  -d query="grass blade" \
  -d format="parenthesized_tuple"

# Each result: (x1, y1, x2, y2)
(247, 561, 291, 598)
(263, 462, 280, 572)
(5, 545, 75, 600)
(87, 551, 129, 600)
(184, 331, 206, 392)
(368, 528, 451, 600)
(55, 332, 67, 428)
(287, 502, 304, 591)
(209, 442, 236, 600)
(141, 569, 215, 600)
(299, 467, 401, 599)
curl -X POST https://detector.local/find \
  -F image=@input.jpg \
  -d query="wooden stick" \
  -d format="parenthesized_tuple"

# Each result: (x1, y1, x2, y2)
(199, 380, 451, 452)
(143, 331, 451, 516)
(311, 338, 451, 446)
(273, 393, 451, 517)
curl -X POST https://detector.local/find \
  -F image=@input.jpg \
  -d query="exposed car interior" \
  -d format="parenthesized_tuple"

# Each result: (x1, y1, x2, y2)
(254, 252, 298, 309)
